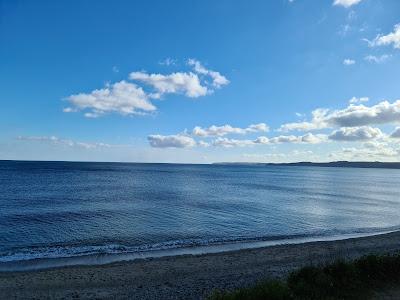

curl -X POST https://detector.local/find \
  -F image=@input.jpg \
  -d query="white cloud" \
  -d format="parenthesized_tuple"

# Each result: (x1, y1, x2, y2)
(254, 136, 270, 144)
(269, 135, 300, 144)
(17, 136, 111, 149)
(187, 59, 230, 88)
(301, 133, 328, 144)
(197, 140, 210, 147)
(193, 125, 245, 137)
(147, 134, 196, 148)
(390, 127, 400, 138)
(63, 107, 75, 113)
(212, 137, 255, 148)
(64, 81, 156, 118)
(343, 59, 356, 65)
(211, 133, 327, 148)
(129, 60, 229, 99)
(159, 58, 177, 66)
(328, 100, 400, 127)
(269, 133, 327, 144)
(192, 123, 269, 137)
(330, 144, 398, 160)
(279, 108, 329, 132)
(333, 0, 363, 8)
(65, 60, 228, 118)
(280, 100, 400, 131)
(130, 71, 208, 98)
(364, 54, 391, 63)
(247, 123, 269, 133)
(242, 153, 287, 160)
(150, 128, 329, 149)
(328, 126, 383, 141)
(349, 96, 369, 104)
(370, 24, 400, 49)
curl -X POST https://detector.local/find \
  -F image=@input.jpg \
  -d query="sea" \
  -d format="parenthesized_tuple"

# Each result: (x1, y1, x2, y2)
(1, 160, 400, 271)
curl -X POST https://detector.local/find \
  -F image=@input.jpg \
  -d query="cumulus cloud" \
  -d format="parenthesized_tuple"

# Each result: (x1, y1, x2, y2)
(211, 133, 327, 148)
(369, 24, 400, 49)
(148, 97, 400, 153)
(215, 134, 324, 147)
(343, 58, 356, 65)
(301, 133, 328, 144)
(279, 109, 329, 132)
(64, 81, 156, 118)
(328, 126, 383, 141)
(349, 96, 369, 104)
(333, 0, 363, 8)
(328, 101, 400, 127)
(187, 59, 230, 88)
(390, 127, 400, 138)
(364, 54, 391, 63)
(280, 100, 400, 131)
(197, 140, 210, 147)
(254, 136, 270, 144)
(269, 133, 327, 144)
(147, 134, 196, 148)
(269, 135, 300, 144)
(330, 144, 398, 160)
(129, 60, 229, 99)
(65, 60, 228, 118)
(148, 131, 328, 149)
(212, 137, 255, 148)
(192, 123, 269, 137)
(17, 136, 111, 149)
(247, 123, 269, 132)
(130, 71, 208, 98)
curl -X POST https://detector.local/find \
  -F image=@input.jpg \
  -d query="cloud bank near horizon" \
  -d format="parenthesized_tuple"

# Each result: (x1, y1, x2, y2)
(146, 98, 400, 163)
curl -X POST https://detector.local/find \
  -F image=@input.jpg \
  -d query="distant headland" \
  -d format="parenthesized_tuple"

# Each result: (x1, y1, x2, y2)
(213, 161, 400, 169)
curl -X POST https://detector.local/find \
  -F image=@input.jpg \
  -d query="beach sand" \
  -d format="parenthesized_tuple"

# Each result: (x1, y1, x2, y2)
(1, 231, 400, 299)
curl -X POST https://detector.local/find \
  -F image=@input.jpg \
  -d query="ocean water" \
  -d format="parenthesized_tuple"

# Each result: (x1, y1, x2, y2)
(1, 160, 400, 270)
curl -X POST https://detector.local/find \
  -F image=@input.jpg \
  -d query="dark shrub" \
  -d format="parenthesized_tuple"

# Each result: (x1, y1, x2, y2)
(287, 266, 333, 299)
(209, 253, 400, 300)
(209, 280, 291, 300)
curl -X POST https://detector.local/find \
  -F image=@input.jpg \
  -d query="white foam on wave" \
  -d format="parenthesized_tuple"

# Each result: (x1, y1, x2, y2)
(1, 227, 399, 272)
(0, 236, 295, 263)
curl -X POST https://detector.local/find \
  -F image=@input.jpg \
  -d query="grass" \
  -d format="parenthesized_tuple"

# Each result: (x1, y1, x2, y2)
(209, 253, 400, 300)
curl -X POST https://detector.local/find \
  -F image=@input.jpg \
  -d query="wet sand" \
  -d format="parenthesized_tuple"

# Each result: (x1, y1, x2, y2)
(1, 231, 400, 299)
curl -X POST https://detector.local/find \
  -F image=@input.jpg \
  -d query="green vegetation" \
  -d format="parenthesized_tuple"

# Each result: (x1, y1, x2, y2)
(209, 253, 400, 300)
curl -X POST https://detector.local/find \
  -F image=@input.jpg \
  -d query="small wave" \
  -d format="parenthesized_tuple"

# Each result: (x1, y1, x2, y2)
(0, 236, 291, 263)
(1, 226, 399, 265)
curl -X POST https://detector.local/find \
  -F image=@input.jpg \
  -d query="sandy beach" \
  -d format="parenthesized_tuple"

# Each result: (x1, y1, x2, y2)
(0, 231, 400, 299)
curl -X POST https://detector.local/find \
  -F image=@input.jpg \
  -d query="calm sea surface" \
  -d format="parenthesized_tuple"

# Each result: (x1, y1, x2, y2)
(1, 160, 400, 268)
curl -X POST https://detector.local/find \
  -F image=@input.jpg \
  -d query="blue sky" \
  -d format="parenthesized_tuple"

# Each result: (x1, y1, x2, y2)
(1, 0, 400, 163)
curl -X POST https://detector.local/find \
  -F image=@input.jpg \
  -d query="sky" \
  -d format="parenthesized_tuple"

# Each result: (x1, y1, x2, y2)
(1, 0, 400, 163)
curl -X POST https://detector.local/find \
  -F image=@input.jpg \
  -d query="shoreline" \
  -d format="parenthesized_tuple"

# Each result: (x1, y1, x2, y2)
(1, 231, 400, 299)
(1, 228, 399, 272)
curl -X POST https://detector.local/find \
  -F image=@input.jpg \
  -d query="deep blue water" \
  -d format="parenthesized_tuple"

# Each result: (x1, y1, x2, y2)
(1, 160, 400, 266)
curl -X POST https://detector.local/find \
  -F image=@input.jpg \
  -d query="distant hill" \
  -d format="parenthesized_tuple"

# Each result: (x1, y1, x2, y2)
(213, 161, 400, 169)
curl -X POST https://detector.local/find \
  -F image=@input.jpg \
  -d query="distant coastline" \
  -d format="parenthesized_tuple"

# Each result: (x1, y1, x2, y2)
(213, 161, 400, 169)
(2, 159, 400, 169)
